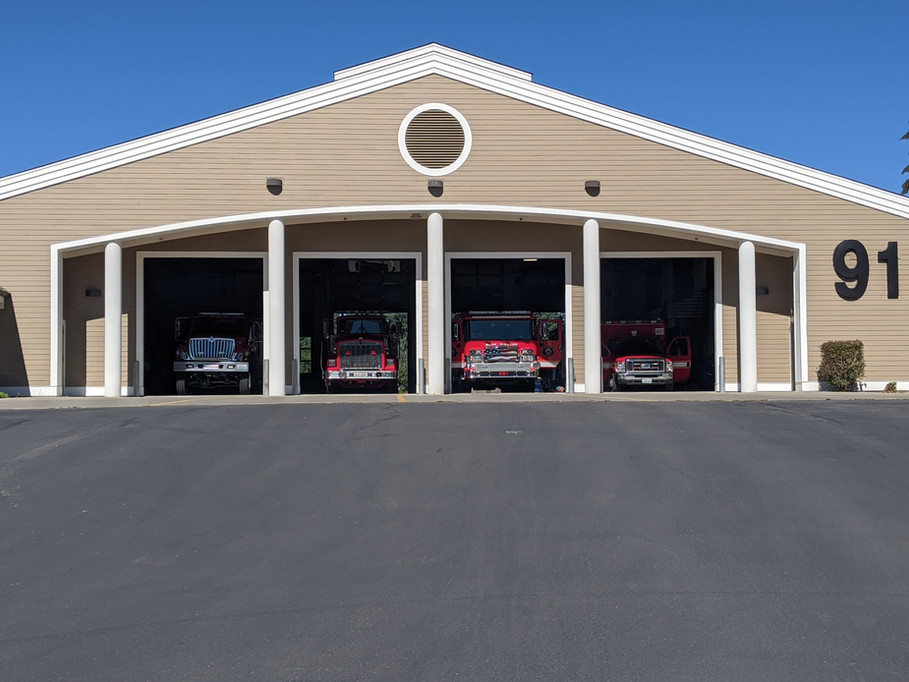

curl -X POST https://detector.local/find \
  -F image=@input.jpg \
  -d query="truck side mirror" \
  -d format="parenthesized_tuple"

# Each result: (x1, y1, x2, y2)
(175, 317, 189, 341)
(322, 319, 330, 337)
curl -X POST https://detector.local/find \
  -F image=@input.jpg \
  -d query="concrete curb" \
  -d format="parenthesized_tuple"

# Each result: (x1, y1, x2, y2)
(1, 390, 908, 410)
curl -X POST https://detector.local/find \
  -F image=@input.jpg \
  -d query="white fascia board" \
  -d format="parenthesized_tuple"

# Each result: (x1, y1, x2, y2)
(334, 43, 532, 83)
(0, 67, 436, 201)
(0, 47, 525, 202)
(52, 204, 805, 256)
(433, 64, 909, 221)
(5, 44, 908, 221)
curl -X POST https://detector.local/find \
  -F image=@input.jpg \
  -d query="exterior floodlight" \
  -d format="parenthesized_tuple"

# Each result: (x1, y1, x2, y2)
(266, 178, 283, 195)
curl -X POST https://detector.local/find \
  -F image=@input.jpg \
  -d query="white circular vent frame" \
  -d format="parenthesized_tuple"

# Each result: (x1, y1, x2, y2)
(398, 103, 472, 177)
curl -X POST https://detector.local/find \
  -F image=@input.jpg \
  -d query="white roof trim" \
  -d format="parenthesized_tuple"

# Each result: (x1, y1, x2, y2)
(5, 43, 909, 220)
(334, 43, 532, 82)
(51, 203, 804, 256)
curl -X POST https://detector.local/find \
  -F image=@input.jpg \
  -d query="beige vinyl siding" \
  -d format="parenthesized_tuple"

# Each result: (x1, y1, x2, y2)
(755, 254, 795, 386)
(570, 283, 585, 385)
(2, 74, 908, 388)
(721, 304, 739, 385)
(757, 311, 792, 386)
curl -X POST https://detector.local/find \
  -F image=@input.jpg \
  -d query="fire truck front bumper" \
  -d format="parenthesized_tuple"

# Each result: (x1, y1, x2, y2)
(614, 369, 674, 387)
(327, 369, 397, 381)
(464, 361, 540, 380)
(174, 361, 249, 374)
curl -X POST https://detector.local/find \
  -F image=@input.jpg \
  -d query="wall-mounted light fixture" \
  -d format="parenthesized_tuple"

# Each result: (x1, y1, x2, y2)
(0, 286, 8, 310)
(266, 178, 283, 196)
(585, 180, 601, 197)
(428, 179, 444, 197)
(85, 287, 102, 297)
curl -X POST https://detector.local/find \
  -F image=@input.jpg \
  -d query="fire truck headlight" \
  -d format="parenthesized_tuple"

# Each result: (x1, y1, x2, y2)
(177, 350, 189, 360)
(469, 349, 482, 360)
(614, 360, 626, 373)
(233, 351, 247, 361)
(387, 357, 395, 367)
(521, 349, 535, 362)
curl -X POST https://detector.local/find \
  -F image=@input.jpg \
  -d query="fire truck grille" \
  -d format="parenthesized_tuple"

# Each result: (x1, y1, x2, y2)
(484, 344, 520, 362)
(189, 338, 235, 360)
(340, 342, 383, 369)
(629, 359, 666, 372)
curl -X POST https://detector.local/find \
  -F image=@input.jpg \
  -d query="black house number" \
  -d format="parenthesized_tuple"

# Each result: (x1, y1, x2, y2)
(833, 240, 899, 300)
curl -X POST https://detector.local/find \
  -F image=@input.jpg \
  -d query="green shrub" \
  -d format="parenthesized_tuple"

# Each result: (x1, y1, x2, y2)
(884, 381, 898, 393)
(0, 391, 8, 399)
(817, 340, 865, 391)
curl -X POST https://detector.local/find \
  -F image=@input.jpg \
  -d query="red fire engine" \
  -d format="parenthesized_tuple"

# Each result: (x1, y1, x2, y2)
(323, 313, 399, 393)
(451, 311, 564, 391)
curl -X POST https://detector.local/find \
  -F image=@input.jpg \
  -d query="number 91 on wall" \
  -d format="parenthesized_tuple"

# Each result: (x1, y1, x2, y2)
(833, 240, 899, 301)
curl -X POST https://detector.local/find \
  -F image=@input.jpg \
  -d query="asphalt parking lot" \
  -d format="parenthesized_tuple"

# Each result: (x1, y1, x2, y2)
(2, 397, 909, 680)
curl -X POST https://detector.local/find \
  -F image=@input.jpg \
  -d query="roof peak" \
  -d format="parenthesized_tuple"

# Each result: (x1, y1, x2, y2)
(333, 43, 533, 83)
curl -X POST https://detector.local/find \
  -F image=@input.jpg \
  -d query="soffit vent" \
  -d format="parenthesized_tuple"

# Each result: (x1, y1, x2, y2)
(399, 103, 472, 177)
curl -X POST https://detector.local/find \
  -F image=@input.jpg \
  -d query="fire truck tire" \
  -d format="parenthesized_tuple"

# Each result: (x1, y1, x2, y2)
(607, 374, 619, 392)
(238, 375, 250, 394)
(175, 377, 187, 395)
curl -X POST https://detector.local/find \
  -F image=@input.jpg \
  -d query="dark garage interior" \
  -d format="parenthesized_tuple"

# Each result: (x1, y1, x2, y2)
(602, 257, 715, 390)
(298, 259, 416, 394)
(143, 257, 263, 395)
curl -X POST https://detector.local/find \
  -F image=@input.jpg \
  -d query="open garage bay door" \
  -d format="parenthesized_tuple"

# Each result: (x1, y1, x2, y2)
(298, 259, 416, 394)
(450, 258, 566, 392)
(602, 257, 715, 390)
(144, 257, 264, 395)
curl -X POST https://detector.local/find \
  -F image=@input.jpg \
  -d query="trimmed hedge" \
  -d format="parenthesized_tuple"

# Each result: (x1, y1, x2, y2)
(817, 340, 865, 391)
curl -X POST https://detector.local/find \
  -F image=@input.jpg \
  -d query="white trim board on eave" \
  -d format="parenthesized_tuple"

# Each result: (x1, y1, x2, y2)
(2, 43, 908, 221)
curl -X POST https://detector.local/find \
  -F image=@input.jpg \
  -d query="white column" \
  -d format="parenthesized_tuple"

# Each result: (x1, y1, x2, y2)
(738, 240, 757, 392)
(793, 245, 809, 391)
(427, 212, 445, 395)
(50, 248, 64, 396)
(267, 219, 286, 396)
(104, 241, 122, 397)
(583, 219, 602, 393)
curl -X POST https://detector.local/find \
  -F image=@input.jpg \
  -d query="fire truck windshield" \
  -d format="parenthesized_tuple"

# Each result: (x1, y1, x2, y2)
(609, 337, 665, 356)
(466, 319, 534, 341)
(338, 318, 384, 334)
(189, 317, 248, 337)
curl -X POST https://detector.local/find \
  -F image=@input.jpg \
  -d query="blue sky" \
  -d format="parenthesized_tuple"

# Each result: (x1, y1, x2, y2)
(2, 0, 906, 192)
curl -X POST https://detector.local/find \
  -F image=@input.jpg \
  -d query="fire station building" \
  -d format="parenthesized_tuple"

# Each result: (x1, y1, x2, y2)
(1, 44, 908, 397)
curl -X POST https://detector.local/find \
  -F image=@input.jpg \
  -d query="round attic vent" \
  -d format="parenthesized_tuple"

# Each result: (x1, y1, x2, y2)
(398, 103, 472, 176)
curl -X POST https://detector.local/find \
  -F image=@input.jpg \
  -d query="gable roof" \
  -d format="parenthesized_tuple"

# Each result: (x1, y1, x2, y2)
(2, 43, 908, 219)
